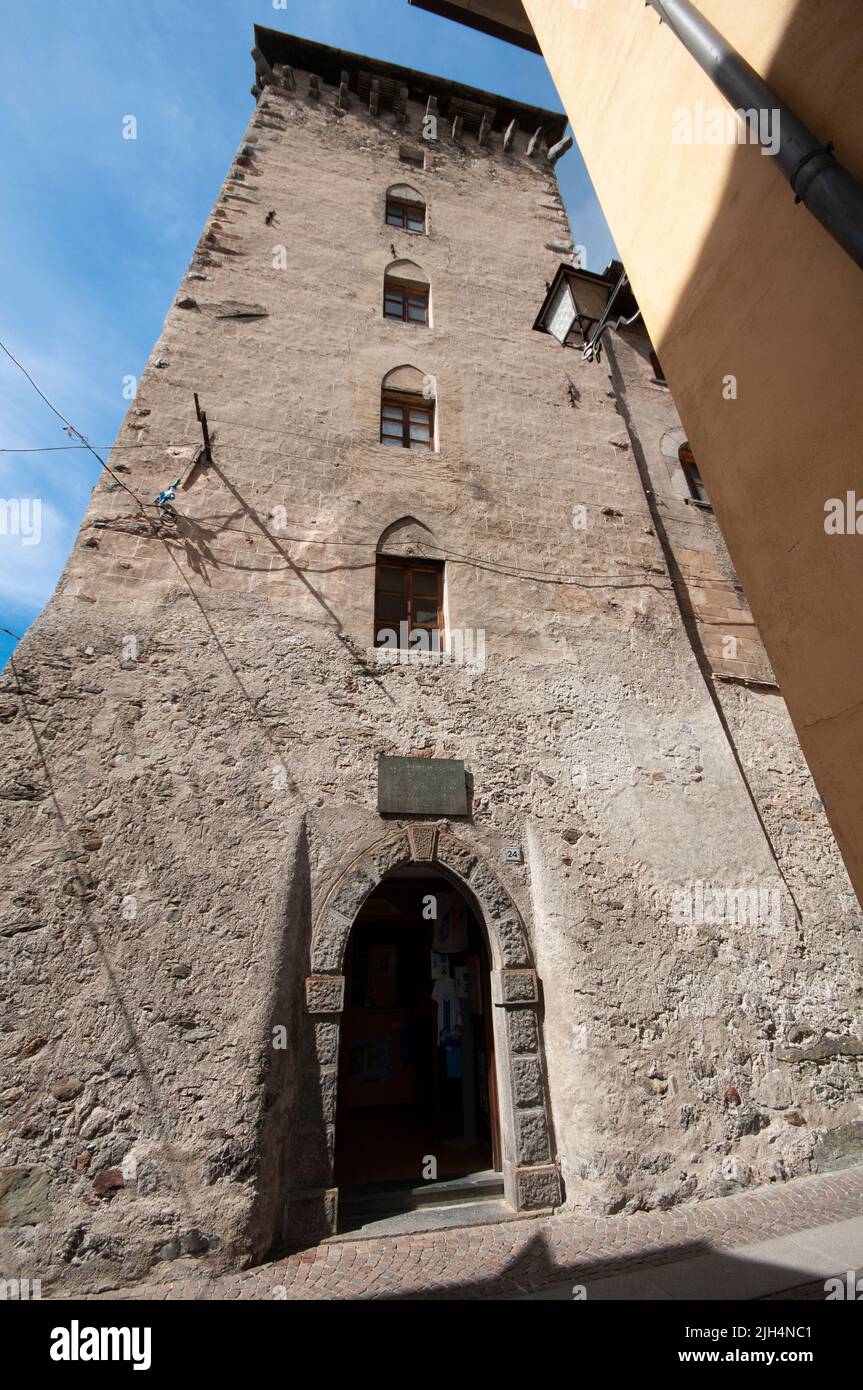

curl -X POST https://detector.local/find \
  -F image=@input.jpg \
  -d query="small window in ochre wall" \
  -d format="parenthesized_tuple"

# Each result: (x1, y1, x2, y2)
(679, 443, 709, 505)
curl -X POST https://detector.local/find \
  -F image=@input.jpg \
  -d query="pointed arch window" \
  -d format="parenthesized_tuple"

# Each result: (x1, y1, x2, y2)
(380, 366, 436, 452)
(374, 557, 444, 650)
(385, 183, 426, 234)
(383, 260, 430, 326)
(381, 398, 433, 449)
(384, 284, 429, 324)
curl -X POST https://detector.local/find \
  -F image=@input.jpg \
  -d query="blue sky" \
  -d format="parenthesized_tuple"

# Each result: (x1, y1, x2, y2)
(0, 0, 616, 669)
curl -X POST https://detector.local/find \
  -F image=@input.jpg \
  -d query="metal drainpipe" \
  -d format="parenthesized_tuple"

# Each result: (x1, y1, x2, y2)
(646, 0, 863, 270)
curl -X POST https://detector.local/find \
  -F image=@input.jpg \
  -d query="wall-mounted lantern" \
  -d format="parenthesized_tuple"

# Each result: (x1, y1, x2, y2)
(533, 261, 641, 361)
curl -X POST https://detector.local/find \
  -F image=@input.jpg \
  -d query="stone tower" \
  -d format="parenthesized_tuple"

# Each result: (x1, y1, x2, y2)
(1, 28, 860, 1289)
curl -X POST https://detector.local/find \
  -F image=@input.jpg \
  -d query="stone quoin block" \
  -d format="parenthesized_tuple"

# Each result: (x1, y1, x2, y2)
(319, 1068, 338, 1125)
(515, 1109, 552, 1166)
(513, 1165, 563, 1210)
(495, 916, 531, 968)
(284, 1187, 338, 1242)
(511, 1055, 544, 1110)
(491, 969, 540, 1007)
(328, 866, 376, 924)
(310, 907, 352, 973)
(289, 1136, 333, 1189)
(469, 860, 517, 920)
(435, 834, 477, 882)
(507, 1008, 540, 1056)
(311, 1020, 339, 1068)
(364, 833, 412, 882)
(304, 975, 345, 1015)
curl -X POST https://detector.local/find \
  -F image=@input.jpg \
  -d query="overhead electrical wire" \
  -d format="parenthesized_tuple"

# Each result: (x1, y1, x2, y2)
(0, 339, 155, 515)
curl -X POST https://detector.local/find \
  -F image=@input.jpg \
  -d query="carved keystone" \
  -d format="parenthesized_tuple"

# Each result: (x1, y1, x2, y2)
(408, 824, 438, 862)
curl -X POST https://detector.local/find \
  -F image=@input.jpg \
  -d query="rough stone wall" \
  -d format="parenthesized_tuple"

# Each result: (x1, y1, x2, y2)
(1, 48, 861, 1291)
(606, 327, 774, 685)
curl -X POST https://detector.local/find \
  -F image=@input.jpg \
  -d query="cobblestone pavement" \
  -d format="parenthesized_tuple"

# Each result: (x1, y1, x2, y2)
(83, 1166, 863, 1301)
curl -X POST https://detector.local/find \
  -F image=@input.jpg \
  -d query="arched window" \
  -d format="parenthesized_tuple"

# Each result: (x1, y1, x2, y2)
(385, 183, 426, 234)
(383, 260, 430, 326)
(374, 556, 444, 652)
(374, 519, 443, 652)
(380, 365, 436, 452)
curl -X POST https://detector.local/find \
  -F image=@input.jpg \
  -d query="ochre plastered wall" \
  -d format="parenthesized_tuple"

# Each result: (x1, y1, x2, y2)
(522, 0, 863, 900)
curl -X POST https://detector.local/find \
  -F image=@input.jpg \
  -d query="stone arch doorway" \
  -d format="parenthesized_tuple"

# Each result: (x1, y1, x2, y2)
(287, 826, 562, 1241)
(334, 867, 502, 1202)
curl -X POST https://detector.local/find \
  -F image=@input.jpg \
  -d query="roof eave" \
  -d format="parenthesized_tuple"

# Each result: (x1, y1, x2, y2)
(406, 0, 541, 55)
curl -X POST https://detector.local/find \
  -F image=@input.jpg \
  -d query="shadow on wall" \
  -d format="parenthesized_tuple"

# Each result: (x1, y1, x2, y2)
(244, 819, 317, 1262)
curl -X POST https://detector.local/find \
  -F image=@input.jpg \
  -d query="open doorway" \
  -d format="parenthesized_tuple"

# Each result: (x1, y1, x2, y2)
(334, 869, 501, 1206)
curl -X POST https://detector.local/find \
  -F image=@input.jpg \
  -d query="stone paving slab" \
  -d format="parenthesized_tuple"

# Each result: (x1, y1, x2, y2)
(78, 1165, 863, 1302)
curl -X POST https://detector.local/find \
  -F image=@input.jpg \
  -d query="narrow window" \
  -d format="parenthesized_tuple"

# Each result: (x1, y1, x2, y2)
(380, 393, 434, 451)
(374, 557, 444, 650)
(386, 198, 426, 233)
(383, 279, 429, 325)
(679, 443, 709, 505)
(399, 145, 425, 169)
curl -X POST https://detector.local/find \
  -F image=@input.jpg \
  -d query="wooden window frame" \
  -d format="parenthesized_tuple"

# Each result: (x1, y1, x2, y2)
(679, 444, 710, 506)
(374, 556, 444, 650)
(385, 199, 426, 234)
(380, 390, 435, 451)
(383, 279, 429, 325)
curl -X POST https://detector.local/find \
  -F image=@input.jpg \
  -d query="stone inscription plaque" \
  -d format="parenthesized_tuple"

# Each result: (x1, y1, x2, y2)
(377, 755, 467, 815)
